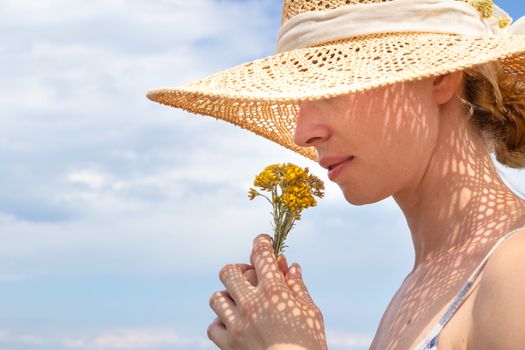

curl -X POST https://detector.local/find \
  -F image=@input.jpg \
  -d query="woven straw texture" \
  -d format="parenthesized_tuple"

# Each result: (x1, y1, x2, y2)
(147, 1, 525, 162)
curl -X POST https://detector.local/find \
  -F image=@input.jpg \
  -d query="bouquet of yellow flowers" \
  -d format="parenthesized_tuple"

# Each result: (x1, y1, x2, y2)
(248, 163, 325, 257)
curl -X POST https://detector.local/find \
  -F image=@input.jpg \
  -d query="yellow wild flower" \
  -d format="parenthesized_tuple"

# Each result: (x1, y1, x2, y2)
(467, 0, 512, 29)
(248, 188, 259, 200)
(253, 164, 280, 190)
(498, 17, 511, 29)
(469, 0, 494, 18)
(248, 163, 325, 257)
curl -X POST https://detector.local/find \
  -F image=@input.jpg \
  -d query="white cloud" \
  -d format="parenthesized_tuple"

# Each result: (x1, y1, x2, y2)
(0, 328, 209, 349)
(0, 327, 371, 350)
(327, 330, 373, 349)
(68, 169, 107, 190)
(63, 329, 210, 349)
(0, 328, 372, 350)
(0, 329, 44, 346)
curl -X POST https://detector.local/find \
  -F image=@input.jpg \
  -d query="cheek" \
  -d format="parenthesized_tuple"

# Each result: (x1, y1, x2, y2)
(364, 96, 438, 167)
(340, 113, 438, 205)
(376, 110, 438, 184)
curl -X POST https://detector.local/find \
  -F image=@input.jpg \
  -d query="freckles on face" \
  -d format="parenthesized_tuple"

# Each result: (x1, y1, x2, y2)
(322, 79, 440, 204)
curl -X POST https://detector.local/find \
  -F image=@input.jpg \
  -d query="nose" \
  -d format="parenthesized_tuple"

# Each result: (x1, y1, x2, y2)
(293, 101, 330, 148)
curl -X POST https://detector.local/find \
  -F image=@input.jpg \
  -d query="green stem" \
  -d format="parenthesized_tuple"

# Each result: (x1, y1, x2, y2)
(274, 209, 296, 257)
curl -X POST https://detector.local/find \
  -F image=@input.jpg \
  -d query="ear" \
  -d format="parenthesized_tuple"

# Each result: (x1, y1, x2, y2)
(432, 70, 464, 105)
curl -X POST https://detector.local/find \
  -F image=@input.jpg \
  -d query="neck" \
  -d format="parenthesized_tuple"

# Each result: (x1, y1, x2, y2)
(393, 107, 525, 271)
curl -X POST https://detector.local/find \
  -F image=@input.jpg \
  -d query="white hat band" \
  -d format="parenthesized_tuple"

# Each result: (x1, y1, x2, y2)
(277, 0, 524, 53)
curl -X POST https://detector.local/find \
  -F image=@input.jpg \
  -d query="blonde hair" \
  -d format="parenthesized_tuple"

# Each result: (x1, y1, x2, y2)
(459, 61, 525, 169)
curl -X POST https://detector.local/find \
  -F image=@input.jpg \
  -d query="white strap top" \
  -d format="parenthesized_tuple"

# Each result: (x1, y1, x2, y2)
(412, 224, 525, 350)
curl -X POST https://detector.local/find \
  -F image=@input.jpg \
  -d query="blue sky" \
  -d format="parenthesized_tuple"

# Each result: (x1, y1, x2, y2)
(1, 0, 525, 349)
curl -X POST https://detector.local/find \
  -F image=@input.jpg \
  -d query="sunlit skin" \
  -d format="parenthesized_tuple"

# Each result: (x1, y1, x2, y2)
(208, 72, 525, 349)
(294, 72, 525, 268)
(208, 235, 327, 350)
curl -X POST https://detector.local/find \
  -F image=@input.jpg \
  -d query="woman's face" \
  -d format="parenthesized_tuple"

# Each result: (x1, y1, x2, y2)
(294, 78, 442, 205)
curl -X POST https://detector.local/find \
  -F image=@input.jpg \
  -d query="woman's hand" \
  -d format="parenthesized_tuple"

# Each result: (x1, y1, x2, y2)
(207, 234, 328, 350)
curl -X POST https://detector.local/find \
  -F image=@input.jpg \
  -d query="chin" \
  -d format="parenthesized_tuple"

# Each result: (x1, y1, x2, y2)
(341, 185, 391, 206)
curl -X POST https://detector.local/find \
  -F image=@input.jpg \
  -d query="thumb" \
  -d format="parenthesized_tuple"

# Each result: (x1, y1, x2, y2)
(285, 263, 314, 306)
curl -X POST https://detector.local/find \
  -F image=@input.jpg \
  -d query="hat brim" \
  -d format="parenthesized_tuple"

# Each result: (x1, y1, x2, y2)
(147, 32, 525, 162)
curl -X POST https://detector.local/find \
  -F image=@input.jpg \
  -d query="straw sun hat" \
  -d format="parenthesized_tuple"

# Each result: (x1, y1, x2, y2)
(147, 0, 525, 162)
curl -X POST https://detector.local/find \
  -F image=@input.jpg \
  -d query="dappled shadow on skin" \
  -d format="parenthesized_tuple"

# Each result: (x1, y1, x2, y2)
(256, 250, 325, 346)
(210, 73, 525, 350)
(211, 246, 326, 350)
(372, 208, 525, 350)
(335, 78, 525, 350)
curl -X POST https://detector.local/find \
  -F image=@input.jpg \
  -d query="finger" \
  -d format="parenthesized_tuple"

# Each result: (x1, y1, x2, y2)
(219, 263, 254, 304)
(286, 263, 315, 306)
(277, 255, 289, 276)
(243, 268, 258, 287)
(207, 317, 228, 349)
(209, 290, 237, 329)
(250, 234, 285, 288)
(250, 234, 273, 267)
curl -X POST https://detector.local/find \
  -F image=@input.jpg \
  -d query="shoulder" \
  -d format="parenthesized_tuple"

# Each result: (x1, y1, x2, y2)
(467, 227, 525, 350)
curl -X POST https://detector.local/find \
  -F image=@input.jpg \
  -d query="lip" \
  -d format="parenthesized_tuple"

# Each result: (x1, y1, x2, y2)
(325, 156, 354, 181)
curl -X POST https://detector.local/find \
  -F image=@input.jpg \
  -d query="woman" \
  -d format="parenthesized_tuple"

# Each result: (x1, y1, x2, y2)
(147, 0, 525, 349)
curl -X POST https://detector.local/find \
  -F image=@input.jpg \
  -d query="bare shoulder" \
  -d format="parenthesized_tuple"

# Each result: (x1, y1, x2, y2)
(467, 227, 525, 350)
